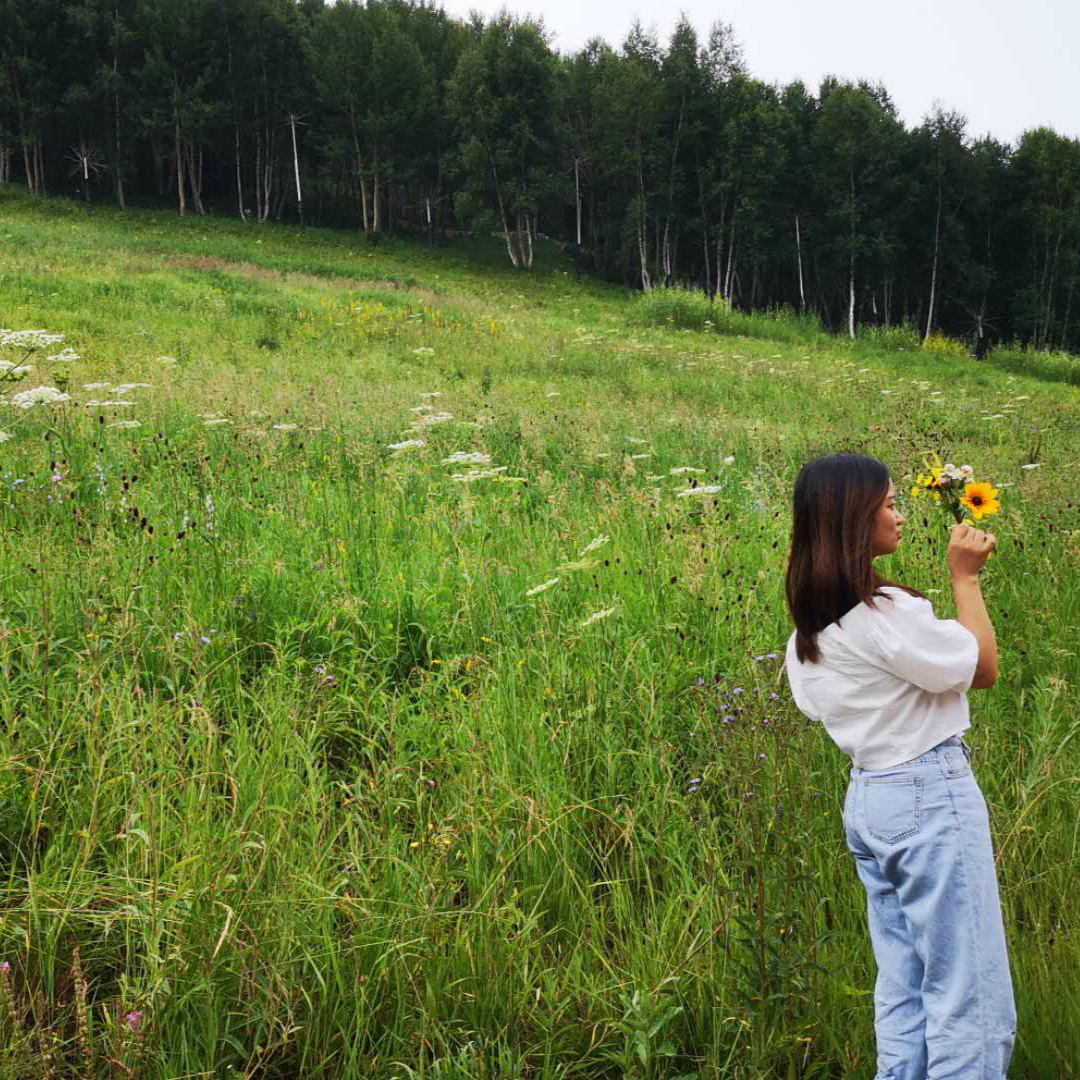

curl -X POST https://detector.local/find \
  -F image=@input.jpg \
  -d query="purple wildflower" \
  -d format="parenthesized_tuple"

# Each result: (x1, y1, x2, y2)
(125, 1010, 143, 1034)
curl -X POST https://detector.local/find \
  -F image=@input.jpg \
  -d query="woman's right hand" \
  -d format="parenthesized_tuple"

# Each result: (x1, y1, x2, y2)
(948, 523, 996, 579)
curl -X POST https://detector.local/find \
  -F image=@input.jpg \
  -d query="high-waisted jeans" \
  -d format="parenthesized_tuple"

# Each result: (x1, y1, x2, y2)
(844, 735, 1017, 1079)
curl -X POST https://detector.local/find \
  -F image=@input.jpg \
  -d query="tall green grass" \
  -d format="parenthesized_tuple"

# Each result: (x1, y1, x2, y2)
(0, 187, 1078, 1078)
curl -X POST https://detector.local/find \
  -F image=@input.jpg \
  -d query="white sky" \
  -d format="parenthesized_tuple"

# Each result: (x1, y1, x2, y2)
(439, 0, 1080, 144)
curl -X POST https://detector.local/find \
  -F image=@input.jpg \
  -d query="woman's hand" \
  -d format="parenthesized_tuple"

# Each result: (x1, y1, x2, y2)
(948, 523, 996, 579)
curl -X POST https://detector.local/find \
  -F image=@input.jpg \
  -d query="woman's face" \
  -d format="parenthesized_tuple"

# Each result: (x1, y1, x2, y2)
(870, 480, 905, 558)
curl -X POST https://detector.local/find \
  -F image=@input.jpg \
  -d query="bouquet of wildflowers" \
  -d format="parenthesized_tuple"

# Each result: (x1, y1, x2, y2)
(910, 451, 1001, 526)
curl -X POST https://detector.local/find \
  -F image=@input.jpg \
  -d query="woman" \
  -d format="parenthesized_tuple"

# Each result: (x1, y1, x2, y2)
(784, 453, 1016, 1080)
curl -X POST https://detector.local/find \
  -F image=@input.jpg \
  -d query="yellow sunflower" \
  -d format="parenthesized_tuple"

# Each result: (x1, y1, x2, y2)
(960, 482, 1001, 519)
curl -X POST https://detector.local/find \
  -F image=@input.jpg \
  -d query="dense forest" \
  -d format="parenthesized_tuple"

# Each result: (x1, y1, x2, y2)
(2, 0, 1079, 352)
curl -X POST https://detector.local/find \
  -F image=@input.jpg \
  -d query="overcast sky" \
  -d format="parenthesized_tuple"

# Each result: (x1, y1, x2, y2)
(439, 0, 1079, 145)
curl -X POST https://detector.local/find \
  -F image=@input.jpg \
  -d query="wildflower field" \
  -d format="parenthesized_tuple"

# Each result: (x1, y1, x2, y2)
(1, 187, 1078, 1078)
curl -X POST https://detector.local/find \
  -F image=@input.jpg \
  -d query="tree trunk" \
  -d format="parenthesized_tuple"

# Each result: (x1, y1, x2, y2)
(925, 175, 942, 342)
(235, 125, 245, 219)
(574, 157, 582, 246)
(112, 0, 125, 210)
(255, 124, 263, 220)
(848, 251, 856, 340)
(187, 143, 205, 215)
(372, 162, 381, 232)
(795, 213, 806, 312)
(1060, 271, 1075, 351)
(289, 112, 303, 227)
(349, 117, 369, 233)
(724, 214, 737, 303)
(491, 161, 518, 268)
(174, 115, 186, 216)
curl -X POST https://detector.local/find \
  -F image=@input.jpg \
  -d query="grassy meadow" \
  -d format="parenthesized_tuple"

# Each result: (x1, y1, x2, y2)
(0, 185, 1078, 1079)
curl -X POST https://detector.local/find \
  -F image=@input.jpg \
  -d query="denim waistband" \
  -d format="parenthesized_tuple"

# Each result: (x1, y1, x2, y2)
(852, 734, 970, 776)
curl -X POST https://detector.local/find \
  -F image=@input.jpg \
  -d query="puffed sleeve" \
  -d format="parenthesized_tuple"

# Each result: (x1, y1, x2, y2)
(785, 633, 821, 720)
(868, 590, 980, 694)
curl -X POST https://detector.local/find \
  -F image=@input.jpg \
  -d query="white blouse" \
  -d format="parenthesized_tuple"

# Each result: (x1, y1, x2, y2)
(785, 586, 980, 769)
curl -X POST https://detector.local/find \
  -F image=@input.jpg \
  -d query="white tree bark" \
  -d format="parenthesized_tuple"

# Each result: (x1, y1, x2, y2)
(848, 252, 856, 340)
(924, 174, 942, 343)
(289, 112, 303, 226)
(795, 213, 806, 312)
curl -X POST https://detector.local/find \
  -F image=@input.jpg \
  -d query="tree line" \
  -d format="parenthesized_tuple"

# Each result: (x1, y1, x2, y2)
(3, 0, 1079, 352)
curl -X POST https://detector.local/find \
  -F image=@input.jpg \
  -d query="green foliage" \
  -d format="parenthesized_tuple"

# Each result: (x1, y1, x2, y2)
(632, 285, 727, 330)
(0, 194, 1078, 1078)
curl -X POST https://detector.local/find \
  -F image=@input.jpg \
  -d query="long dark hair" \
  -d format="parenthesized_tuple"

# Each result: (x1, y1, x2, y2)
(786, 453, 925, 663)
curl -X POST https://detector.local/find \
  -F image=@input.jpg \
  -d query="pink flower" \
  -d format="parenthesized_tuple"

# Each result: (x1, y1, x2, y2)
(125, 1010, 143, 1034)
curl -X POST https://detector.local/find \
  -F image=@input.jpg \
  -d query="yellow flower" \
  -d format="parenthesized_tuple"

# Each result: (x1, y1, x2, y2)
(960, 482, 1001, 519)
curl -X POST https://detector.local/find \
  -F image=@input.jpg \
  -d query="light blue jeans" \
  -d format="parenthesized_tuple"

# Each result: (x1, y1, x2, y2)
(844, 735, 1017, 1079)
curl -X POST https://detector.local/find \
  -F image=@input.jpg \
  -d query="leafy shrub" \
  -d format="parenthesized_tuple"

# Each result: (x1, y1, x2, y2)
(632, 289, 823, 346)
(632, 285, 726, 331)
(922, 331, 971, 359)
(986, 345, 1080, 386)
(861, 323, 920, 352)
(715, 305, 822, 344)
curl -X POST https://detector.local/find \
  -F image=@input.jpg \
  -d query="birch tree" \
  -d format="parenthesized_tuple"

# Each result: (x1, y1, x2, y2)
(813, 80, 899, 338)
(447, 13, 558, 268)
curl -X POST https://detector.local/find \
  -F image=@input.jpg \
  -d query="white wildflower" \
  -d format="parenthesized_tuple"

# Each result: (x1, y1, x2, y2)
(388, 438, 426, 451)
(0, 329, 64, 349)
(414, 412, 454, 428)
(580, 606, 617, 628)
(0, 431, 12, 443)
(10, 386, 71, 408)
(722, 455, 735, 465)
(84, 400, 135, 407)
(630, 452, 651, 460)
(525, 577, 559, 597)
(0, 361, 32, 374)
(625, 436, 648, 445)
(1020, 463, 1040, 471)
(47, 348, 79, 363)
(676, 485, 722, 498)
(411, 404, 434, 414)
(960, 464, 975, 479)
(579, 534, 611, 557)
(669, 466, 705, 476)
(107, 420, 142, 429)
(451, 466, 508, 482)
(272, 423, 298, 431)
(113, 383, 151, 393)
(442, 451, 491, 466)
(83, 382, 111, 390)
